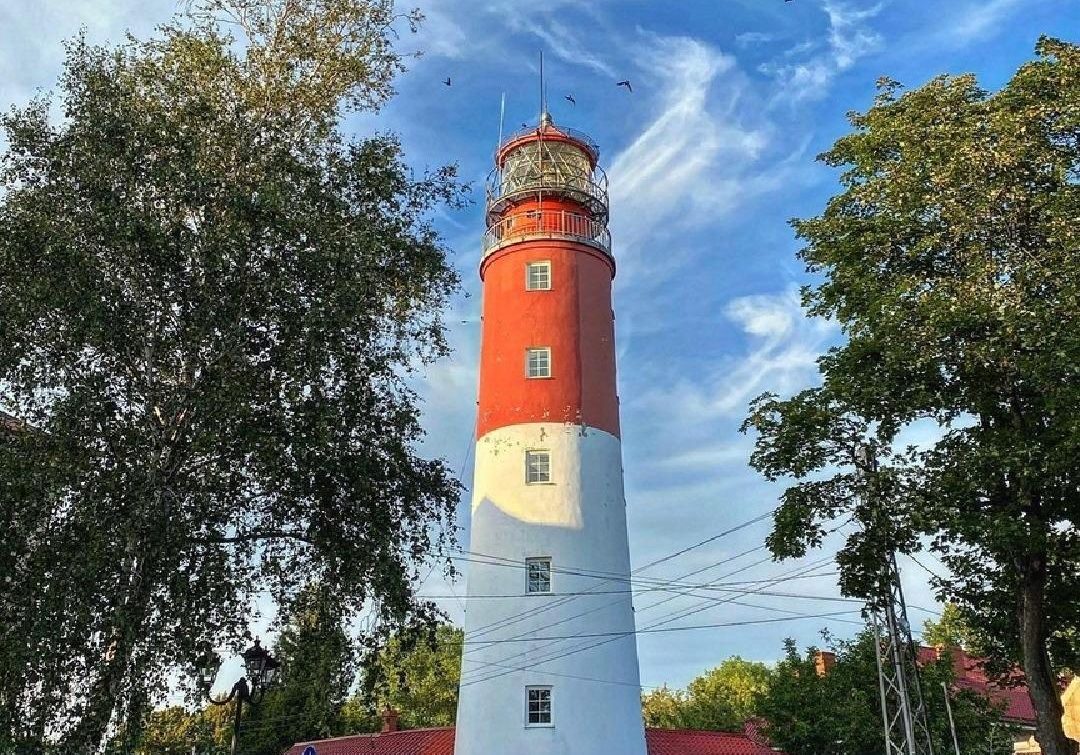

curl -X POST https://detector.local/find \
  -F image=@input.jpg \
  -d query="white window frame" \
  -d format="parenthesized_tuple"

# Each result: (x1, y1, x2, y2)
(525, 686, 553, 727)
(525, 347, 552, 379)
(525, 449, 551, 484)
(525, 557, 552, 594)
(526, 260, 552, 291)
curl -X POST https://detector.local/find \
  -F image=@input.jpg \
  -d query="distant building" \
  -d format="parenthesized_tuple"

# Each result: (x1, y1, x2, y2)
(814, 646, 1039, 753)
(916, 646, 1038, 754)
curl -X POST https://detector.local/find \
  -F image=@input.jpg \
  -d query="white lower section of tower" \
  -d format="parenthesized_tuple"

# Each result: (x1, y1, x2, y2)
(454, 422, 647, 755)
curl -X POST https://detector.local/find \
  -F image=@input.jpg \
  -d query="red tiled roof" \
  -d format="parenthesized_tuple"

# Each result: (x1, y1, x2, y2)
(284, 727, 778, 755)
(647, 728, 779, 755)
(285, 728, 456, 755)
(917, 646, 1036, 724)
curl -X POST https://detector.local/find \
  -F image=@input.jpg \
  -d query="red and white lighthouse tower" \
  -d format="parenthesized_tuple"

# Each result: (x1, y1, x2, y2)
(454, 111, 648, 755)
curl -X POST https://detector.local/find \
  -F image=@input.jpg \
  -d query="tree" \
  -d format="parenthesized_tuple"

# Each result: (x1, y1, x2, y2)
(641, 657, 773, 731)
(758, 632, 1010, 755)
(742, 38, 1080, 755)
(353, 622, 464, 730)
(236, 586, 358, 755)
(0, 0, 464, 748)
(923, 603, 980, 652)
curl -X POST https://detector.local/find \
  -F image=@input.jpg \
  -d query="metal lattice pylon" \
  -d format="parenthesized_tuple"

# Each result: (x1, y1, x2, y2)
(857, 446, 935, 755)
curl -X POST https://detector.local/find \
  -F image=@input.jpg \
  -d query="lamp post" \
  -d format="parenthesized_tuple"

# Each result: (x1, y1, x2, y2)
(197, 638, 281, 755)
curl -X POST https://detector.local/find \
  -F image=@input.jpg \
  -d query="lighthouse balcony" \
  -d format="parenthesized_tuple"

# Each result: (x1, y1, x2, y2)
(485, 169, 609, 220)
(482, 209, 611, 259)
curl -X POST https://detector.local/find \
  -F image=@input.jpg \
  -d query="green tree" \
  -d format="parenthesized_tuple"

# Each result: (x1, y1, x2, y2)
(641, 657, 773, 731)
(742, 38, 1080, 755)
(237, 586, 358, 755)
(923, 603, 980, 652)
(0, 1, 463, 749)
(758, 632, 1010, 755)
(355, 623, 464, 730)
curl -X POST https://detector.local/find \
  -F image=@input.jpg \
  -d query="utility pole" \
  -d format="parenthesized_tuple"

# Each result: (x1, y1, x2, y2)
(857, 445, 935, 755)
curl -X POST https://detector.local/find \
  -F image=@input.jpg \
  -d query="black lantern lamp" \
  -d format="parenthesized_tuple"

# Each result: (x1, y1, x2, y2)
(195, 644, 222, 697)
(242, 638, 280, 689)
(203, 637, 280, 755)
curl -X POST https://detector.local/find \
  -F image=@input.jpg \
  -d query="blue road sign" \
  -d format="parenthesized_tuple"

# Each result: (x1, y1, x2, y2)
(302, 746, 316, 755)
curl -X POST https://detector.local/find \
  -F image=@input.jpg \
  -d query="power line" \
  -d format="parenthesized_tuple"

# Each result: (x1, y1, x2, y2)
(460, 552, 845, 688)
(460, 609, 861, 644)
(454, 509, 781, 643)
(417, 572, 842, 600)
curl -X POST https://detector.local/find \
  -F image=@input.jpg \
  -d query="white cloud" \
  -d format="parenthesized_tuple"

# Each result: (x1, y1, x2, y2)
(412, 2, 470, 60)
(520, 16, 619, 78)
(936, 0, 1028, 46)
(639, 288, 837, 422)
(606, 35, 771, 285)
(736, 31, 779, 47)
(761, 0, 884, 102)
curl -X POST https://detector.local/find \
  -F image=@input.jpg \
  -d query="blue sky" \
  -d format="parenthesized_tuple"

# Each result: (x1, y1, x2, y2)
(2, 0, 1077, 694)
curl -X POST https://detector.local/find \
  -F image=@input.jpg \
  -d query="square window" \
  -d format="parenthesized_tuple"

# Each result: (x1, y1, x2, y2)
(526, 347, 551, 379)
(525, 450, 551, 484)
(526, 686, 553, 726)
(526, 557, 552, 594)
(526, 261, 552, 291)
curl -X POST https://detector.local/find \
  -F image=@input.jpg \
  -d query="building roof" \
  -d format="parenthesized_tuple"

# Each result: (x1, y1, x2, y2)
(285, 728, 456, 755)
(917, 646, 1036, 724)
(646, 728, 779, 755)
(285, 727, 778, 755)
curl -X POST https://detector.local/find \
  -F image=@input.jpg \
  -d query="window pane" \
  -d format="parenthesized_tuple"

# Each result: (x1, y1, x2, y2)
(526, 558, 551, 593)
(526, 450, 550, 483)
(526, 687, 552, 725)
(526, 261, 551, 291)
(526, 347, 550, 378)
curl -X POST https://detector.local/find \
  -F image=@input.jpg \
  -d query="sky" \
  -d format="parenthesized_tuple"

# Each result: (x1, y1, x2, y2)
(1, 0, 1078, 695)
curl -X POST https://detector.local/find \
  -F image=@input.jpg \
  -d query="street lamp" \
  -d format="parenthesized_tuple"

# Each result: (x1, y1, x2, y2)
(197, 638, 281, 755)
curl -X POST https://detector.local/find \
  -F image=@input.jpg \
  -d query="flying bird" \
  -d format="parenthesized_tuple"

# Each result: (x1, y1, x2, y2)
(565, 94, 576, 106)
(616, 80, 633, 93)
(443, 77, 451, 86)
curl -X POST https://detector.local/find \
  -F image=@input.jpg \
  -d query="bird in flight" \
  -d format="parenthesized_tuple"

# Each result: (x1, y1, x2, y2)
(443, 77, 451, 86)
(616, 80, 632, 93)
(565, 94, 576, 106)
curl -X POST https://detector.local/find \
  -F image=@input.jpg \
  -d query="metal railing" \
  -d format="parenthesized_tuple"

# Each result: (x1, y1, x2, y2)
(485, 168, 609, 218)
(495, 124, 600, 163)
(482, 209, 611, 258)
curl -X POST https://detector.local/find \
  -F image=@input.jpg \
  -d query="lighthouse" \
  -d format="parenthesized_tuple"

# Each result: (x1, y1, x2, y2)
(454, 110, 648, 755)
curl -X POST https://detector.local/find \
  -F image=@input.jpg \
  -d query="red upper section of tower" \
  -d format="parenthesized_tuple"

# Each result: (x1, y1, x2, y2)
(475, 114, 619, 439)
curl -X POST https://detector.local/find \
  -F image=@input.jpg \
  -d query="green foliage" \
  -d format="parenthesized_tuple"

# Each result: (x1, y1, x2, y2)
(923, 603, 981, 652)
(236, 586, 358, 755)
(354, 622, 463, 730)
(758, 633, 1011, 755)
(0, 1, 463, 749)
(742, 37, 1080, 755)
(641, 657, 773, 732)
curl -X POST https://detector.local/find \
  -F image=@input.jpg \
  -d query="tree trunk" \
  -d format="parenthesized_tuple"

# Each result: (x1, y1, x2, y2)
(1018, 555, 1077, 755)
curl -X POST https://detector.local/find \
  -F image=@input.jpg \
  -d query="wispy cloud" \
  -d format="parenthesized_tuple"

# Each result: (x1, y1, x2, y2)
(519, 17, 619, 78)
(606, 35, 771, 285)
(937, 0, 1028, 46)
(639, 287, 838, 422)
(736, 31, 779, 47)
(760, 0, 884, 102)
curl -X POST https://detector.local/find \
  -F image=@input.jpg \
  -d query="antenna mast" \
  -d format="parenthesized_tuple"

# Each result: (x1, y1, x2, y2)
(858, 445, 936, 755)
(539, 49, 546, 120)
